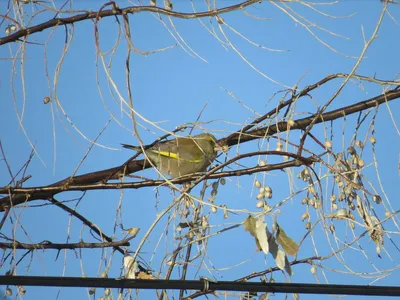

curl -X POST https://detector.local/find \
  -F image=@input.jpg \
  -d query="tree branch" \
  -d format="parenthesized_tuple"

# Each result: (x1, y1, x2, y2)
(0, 0, 259, 46)
(1, 87, 399, 211)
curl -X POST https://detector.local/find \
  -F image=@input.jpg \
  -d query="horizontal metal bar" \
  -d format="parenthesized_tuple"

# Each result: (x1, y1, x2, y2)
(1, 276, 400, 296)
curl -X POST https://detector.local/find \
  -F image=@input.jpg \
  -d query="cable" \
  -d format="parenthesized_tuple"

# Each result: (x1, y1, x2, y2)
(1, 276, 400, 296)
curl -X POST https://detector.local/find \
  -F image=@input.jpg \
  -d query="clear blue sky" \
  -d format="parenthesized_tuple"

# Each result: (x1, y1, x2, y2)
(1, 0, 400, 299)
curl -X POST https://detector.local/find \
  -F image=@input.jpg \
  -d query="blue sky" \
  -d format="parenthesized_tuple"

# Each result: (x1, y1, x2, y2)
(1, 0, 400, 299)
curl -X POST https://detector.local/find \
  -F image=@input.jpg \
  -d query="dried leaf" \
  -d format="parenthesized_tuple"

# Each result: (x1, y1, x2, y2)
(136, 271, 157, 280)
(284, 254, 292, 276)
(244, 215, 269, 254)
(267, 229, 292, 276)
(123, 256, 137, 279)
(276, 224, 299, 256)
(244, 215, 257, 237)
(255, 219, 269, 254)
(266, 227, 279, 257)
(125, 227, 140, 238)
(275, 250, 292, 276)
(275, 250, 286, 271)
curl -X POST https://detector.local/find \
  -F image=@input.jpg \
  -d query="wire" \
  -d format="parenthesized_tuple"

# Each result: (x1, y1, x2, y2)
(1, 276, 400, 296)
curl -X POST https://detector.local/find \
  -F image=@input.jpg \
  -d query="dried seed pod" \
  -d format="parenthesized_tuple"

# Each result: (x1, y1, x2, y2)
(305, 222, 312, 230)
(357, 159, 365, 168)
(369, 136, 376, 145)
(201, 216, 208, 229)
(164, 0, 173, 10)
(330, 194, 337, 202)
(301, 197, 309, 205)
(254, 180, 261, 188)
(18, 286, 26, 295)
(256, 200, 264, 208)
(308, 184, 316, 195)
(301, 212, 309, 221)
(256, 192, 265, 200)
(339, 193, 346, 201)
(220, 178, 226, 185)
(288, 119, 295, 127)
(347, 146, 356, 155)
(310, 265, 317, 275)
(373, 195, 382, 204)
(43, 96, 51, 104)
(325, 140, 332, 149)
(355, 140, 364, 148)
(336, 208, 348, 219)
(332, 203, 338, 210)
(275, 142, 283, 152)
(348, 193, 355, 202)
(259, 160, 267, 167)
(212, 182, 219, 190)
(329, 224, 335, 233)
(263, 186, 272, 193)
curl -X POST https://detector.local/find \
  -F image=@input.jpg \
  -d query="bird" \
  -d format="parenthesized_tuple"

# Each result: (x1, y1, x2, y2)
(122, 133, 218, 178)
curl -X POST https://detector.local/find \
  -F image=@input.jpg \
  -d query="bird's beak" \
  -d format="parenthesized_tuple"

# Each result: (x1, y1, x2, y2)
(214, 143, 228, 153)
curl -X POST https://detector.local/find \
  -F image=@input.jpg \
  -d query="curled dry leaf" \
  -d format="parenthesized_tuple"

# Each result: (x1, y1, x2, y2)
(136, 271, 157, 280)
(125, 227, 140, 238)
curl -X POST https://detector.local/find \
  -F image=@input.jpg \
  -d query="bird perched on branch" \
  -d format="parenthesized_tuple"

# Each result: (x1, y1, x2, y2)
(122, 133, 218, 178)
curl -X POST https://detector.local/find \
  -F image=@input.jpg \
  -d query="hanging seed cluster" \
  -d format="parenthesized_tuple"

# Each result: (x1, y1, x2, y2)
(304, 137, 385, 254)
(254, 180, 273, 212)
(208, 179, 226, 214)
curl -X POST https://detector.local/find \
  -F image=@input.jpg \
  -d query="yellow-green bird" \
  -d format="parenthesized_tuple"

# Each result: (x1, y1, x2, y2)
(122, 133, 218, 177)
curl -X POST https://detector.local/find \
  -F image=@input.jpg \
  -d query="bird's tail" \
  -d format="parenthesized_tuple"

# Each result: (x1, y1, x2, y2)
(121, 144, 142, 152)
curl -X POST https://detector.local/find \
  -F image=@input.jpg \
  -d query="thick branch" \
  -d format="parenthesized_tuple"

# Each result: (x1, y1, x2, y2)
(0, 0, 259, 46)
(220, 88, 400, 145)
(0, 152, 314, 210)
(1, 88, 399, 211)
(0, 239, 130, 250)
